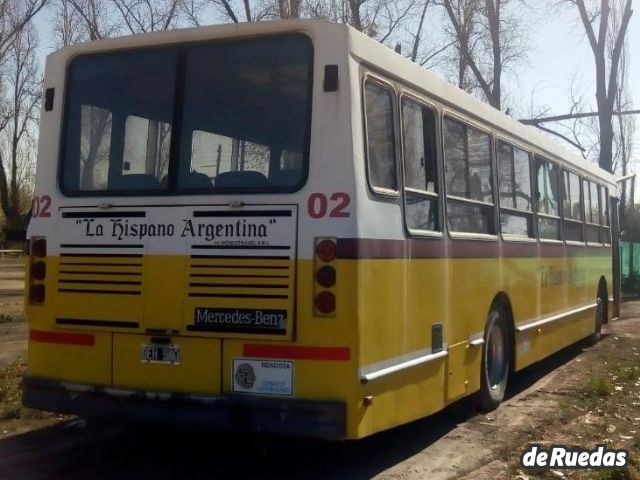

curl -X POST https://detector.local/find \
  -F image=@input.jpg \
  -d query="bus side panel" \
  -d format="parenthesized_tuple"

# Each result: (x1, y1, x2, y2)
(354, 257, 448, 438)
(445, 257, 500, 403)
(359, 360, 445, 437)
(514, 249, 612, 371)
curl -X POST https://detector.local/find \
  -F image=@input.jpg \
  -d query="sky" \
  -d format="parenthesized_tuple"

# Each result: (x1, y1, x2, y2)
(513, 3, 640, 166)
(31, 3, 639, 177)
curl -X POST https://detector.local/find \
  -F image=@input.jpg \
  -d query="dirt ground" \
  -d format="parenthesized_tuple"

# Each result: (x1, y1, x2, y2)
(1, 258, 639, 479)
(0, 258, 27, 367)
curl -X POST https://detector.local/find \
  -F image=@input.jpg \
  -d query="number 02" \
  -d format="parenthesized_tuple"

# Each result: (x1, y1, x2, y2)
(32, 195, 52, 218)
(307, 192, 351, 218)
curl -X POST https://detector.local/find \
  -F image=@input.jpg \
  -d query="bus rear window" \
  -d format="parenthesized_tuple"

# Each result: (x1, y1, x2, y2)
(61, 49, 177, 193)
(60, 35, 312, 195)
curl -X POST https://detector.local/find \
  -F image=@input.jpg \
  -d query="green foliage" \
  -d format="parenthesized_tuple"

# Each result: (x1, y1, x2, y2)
(0, 314, 17, 324)
(584, 376, 614, 398)
(621, 206, 640, 242)
(592, 467, 634, 480)
(622, 272, 640, 295)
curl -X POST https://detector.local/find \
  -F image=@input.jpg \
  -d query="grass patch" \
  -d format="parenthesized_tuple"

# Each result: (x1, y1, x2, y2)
(0, 314, 16, 324)
(584, 376, 614, 398)
(0, 357, 33, 419)
(592, 467, 636, 480)
(618, 365, 640, 382)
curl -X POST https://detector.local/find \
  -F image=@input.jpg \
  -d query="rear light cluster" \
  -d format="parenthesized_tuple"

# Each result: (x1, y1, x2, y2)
(29, 237, 46, 304)
(314, 238, 337, 316)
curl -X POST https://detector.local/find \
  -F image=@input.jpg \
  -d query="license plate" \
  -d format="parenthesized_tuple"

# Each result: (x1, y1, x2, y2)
(140, 343, 181, 365)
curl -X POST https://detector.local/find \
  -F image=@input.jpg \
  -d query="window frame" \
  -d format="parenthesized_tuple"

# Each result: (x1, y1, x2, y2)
(398, 91, 442, 236)
(58, 33, 314, 197)
(441, 111, 497, 239)
(495, 136, 535, 241)
(362, 74, 400, 198)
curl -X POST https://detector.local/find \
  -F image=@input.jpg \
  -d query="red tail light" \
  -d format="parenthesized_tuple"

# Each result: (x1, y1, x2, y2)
(316, 239, 337, 262)
(30, 284, 45, 304)
(28, 237, 46, 305)
(31, 238, 46, 257)
(30, 261, 46, 280)
(314, 238, 337, 316)
(314, 292, 336, 314)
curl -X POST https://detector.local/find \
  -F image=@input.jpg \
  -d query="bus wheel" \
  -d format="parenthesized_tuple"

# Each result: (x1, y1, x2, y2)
(476, 308, 510, 412)
(590, 296, 605, 344)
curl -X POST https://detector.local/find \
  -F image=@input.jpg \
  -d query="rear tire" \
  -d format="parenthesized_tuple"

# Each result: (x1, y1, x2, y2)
(590, 296, 605, 344)
(476, 308, 510, 412)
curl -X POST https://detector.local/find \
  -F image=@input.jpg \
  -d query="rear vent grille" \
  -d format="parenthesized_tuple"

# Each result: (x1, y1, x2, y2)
(188, 256, 291, 300)
(57, 251, 143, 296)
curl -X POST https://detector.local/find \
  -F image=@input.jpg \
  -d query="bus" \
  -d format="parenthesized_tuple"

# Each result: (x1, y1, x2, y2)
(22, 20, 618, 440)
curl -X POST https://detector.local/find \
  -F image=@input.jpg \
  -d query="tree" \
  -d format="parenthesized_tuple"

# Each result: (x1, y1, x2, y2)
(438, 0, 526, 110)
(180, 0, 419, 44)
(438, 0, 478, 91)
(0, 0, 46, 234)
(55, 0, 117, 41)
(112, 0, 180, 34)
(609, 0, 635, 208)
(563, 0, 633, 174)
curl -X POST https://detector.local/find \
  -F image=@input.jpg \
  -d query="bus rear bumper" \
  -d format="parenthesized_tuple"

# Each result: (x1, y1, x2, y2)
(22, 376, 346, 440)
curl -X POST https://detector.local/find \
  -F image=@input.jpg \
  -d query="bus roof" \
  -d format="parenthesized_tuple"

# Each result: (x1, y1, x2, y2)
(344, 25, 618, 190)
(48, 19, 618, 192)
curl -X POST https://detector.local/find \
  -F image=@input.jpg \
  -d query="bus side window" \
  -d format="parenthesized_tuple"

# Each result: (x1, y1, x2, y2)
(497, 140, 533, 237)
(443, 116, 494, 235)
(601, 186, 610, 243)
(364, 80, 397, 193)
(401, 97, 439, 232)
(535, 156, 562, 240)
(584, 179, 601, 243)
(562, 170, 584, 242)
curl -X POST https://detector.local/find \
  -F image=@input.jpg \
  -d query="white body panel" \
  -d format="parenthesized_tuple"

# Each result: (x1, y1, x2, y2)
(29, 20, 617, 250)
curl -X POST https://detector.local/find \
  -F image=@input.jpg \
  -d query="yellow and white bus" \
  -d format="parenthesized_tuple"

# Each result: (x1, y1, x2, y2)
(23, 20, 617, 440)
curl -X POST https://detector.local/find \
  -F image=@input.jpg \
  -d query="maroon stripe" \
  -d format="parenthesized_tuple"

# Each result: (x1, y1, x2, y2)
(565, 243, 611, 257)
(336, 238, 611, 260)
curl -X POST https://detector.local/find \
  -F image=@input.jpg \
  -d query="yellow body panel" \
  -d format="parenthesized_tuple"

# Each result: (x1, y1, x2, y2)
(25, 248, 611, 439)
(113, 334, 221, 394)
(447, 341, 480, 402)
(359, 359, 446, 437)
(28, 332, 112, 386)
